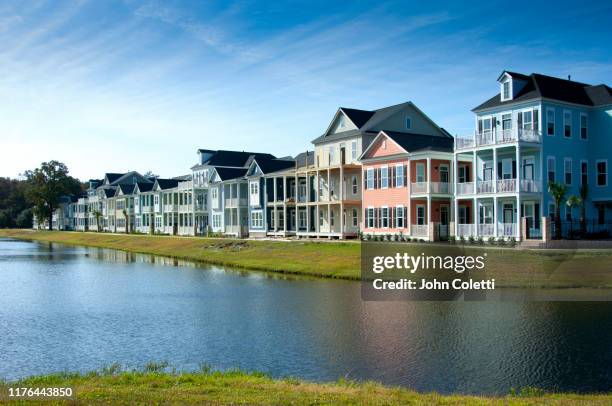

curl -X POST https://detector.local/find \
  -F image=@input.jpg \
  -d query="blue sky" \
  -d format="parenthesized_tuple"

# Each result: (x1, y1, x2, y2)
(1, 0, 610, 180)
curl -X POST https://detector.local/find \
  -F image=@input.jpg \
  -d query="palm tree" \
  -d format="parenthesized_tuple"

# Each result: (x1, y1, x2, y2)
(579, 184, 588, 235)
(566, 195, 581, 222)
(93, 210, 102, 232)
(122, 209, 129, 234)
(548, 181, 568, 239)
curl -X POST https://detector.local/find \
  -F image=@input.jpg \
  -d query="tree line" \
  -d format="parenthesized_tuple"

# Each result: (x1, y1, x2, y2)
(0, 161, 83, 229)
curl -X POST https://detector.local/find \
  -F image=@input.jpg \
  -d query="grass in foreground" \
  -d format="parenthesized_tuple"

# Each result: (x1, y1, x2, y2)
(1, 365, 610, 405)
(1, 229, 612, 288)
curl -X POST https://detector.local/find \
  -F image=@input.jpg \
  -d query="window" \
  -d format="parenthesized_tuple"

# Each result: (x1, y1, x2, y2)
(564, 111, 572, 137)
(396, 164, 404, 187)
(211, 188, 217, 199)
(416, 163, 425, 182)
(405, 116, 412, 129)
(212, 214, 221, 228)
(580, 113, 588, 139)
(154, 195, 159, 205)
(381, 166, 389, 188)
(249, 181, 259, 206)
(416, 205, 425, 225)
(480, 204, 493, 224)
(546, 108, 555, 136)
(366, 168, 374, 190)
(351, 141, 357, 160)
(319, 210, 324, 226)
(381, 207, 389, 228)
(564, 158, 572, 186)
(251, 211, 263, 228)
(581, 161, 588, 186)
(395, 206, 405, 228)
(366, 208, 375, 228)
(522, 110, 532, 130)
(597, 160, 608, 186)
(352, 176, 358, 195)
(298, 210, 306, 229)
(502, 81, 510, 100)
(329, 146, 335, 164)
(547, 157, 556, 184)
(352, 208, 358, 227)
(330, 210, 335, 226)
(458, 166, 467, 183)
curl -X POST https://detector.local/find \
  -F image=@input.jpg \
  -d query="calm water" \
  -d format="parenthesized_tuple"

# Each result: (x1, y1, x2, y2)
(0, 238, 611, 394)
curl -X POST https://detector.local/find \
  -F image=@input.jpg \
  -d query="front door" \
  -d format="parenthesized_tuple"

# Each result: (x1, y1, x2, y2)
(439, 205, 449, 240)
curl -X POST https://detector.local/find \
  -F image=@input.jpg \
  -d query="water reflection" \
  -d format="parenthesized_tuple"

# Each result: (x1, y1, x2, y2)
(0, 238, 610, 395)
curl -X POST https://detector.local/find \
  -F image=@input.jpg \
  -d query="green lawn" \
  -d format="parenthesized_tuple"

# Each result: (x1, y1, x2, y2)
(1, 368, 610, 405)
(1, 229, 612, 288)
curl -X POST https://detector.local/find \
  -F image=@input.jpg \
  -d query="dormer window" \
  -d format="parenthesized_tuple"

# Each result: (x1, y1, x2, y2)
(502, 81, 510, 100)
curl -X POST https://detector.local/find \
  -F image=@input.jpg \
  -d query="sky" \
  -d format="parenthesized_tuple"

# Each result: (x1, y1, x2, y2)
(1, 0, 610, 180)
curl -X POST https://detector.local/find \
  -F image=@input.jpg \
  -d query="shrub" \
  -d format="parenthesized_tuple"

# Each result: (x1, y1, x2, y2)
(468, 236, 475, 244)
(458, 235, 465, 244)
(477, 236, 484, 245)
(508, 237, 517, 247)
(488, 236, 496, 245)
(448, 235, 456, 244)
(497, 237, 506, 245)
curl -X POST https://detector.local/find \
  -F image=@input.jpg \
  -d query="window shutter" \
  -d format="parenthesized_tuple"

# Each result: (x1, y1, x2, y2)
(512, 160, 517, 179)
(466, 166, 470, 182)
(497, 162, 502, 180)
(391, 166, 396, 188)
(534, 110, 539, 131)
(404, 165, 408, 186)
(403, 206, 407, 228)
(517, 112, 523, 128)
(364, 172, 368, 190)
(390, 207, 394, 228)
(478, 119, 483, 133)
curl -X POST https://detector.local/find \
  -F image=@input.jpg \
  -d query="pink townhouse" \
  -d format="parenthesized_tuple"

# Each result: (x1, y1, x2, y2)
(360, 130, 455, 241)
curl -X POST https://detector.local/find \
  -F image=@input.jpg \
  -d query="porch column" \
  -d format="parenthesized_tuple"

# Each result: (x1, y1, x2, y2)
(427, 195, 432, 241)
(493, 147, 498, 193)
(426, 157, 431, 193)
(327, 204, 331, 235)
(454, 197, 459, 237)
(327, 169, 331, 202)
(493, 196, 498, 237)
(407, 160, 412, 235)
(516, 145, 522, 239)
(339, 167, 344, 238)
(474, 198, 479, 237)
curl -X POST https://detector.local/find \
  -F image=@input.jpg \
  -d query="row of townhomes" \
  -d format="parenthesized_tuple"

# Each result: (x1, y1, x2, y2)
(35, 71, 612, 242)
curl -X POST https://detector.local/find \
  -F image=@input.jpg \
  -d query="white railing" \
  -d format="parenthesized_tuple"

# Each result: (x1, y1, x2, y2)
(457, 224, 475, 237)
(477, 180, 494, 193)
(497, 179, 517, 193)
(411, 182, 428, 194)
(456, 182, 474, 195)
(178, 204, 191, 213)
(455, 128, 542, 150)
(498, 223, 517, 237)
(455, 137, 474, 149)
(520, 179, 542, 193)
(478, 224, 495, 236)
(430, 182, 451, 194)
(164, 204, 177, 212)
(194, 203, 207, 212)
(411, 224, 428, 237)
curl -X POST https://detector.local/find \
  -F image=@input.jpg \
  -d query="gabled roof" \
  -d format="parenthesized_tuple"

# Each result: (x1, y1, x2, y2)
(497, 71, 530, 82)
(117, 184, 135, 195)
(313, 101, 451, 144)
(135, 182, 154, 193)
(204, 150, 277, 167)
(213, 167, 248, 181)
(294, 151, 314, 168)
(474, 72, 612, 111)
(104, 173, 124, 184)
(154, 178, 179, 190)
(247, 157, 295, 177)
(360, 131, 454, 160)
(103, 188, 116, 198)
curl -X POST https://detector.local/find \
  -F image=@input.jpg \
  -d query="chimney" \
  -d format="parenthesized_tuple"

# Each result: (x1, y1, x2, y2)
(568, 75, 571, 81)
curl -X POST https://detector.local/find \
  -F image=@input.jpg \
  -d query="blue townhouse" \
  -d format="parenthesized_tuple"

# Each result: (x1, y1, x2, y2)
(245, 155, 298, 238)
(454, 71, 611, 240)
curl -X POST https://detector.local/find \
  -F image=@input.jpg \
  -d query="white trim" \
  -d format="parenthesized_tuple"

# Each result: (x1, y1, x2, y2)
(395, 163, 405, 187)
(380, 165, 389, 189)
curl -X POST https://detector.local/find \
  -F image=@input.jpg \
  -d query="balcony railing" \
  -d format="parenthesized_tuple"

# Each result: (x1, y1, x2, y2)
(478, 224, 495, 236)
(476, 180, 494, 194)
(497, 179, 517, 193)
(411, 182, 452, 194)
(457, 224, 475, 237)
(498, 223, 517, 237)
(455, 128, 542, 150)
(521, 179, 542, 193)
(456, 182, 474, 195)
(411, 224, 428, 237)
(411, 182, 428, 194)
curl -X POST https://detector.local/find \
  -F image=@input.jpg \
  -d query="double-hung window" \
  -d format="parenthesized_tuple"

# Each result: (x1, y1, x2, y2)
(381, 207, 389, 228)
(352, 176, 358, 195)
(564, 111, 572, 138)
(580, 113, 588, 139)
(395, 206, 404, 228)
(546, 108, 555, 136)
(564, 158, 572, 186)
(597, 161, 608, 187)
(581, 161, 588, 186)
(366, 168, 374, 189)
(381, 167, 389, 189)
(366, 208, 375, 228)
(395, 164, 404, 187)
(416, 163, 425, 183)
(547, 157, 556, 184)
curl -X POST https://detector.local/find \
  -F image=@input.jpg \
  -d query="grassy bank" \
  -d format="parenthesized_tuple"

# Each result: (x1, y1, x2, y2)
(1, 367, 610, 405)
(1, 229, 612, 288)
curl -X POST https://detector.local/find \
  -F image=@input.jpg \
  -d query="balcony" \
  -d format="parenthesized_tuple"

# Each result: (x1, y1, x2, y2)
(476, 180, 494, 194)
(164, 204, 177, 212)
(456, 182, 474, 196)
(457, 224, 475, 237)
(455, 128, 542, 150)
(225, 198, 248, 207)
(411, 182, 452, 194)
(497, 179, 517, 193)
(411, 224, 428, 237)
